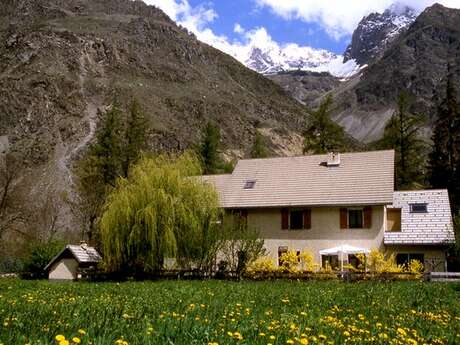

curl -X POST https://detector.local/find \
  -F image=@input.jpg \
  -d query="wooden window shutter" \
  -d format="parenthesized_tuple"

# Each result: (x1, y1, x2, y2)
(340, 208, 348, 229)
(303, 209, 311, 229)
(364, 206, 372, 228)
(281, 209, 289, 230)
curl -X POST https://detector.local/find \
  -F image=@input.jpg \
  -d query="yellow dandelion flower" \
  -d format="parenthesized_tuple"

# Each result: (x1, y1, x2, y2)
(55, 335, 66, 342)
(343, 331, 351, 337)
(397, 328, 407, 337)
(300, 339, 309, 345)
(72, 337, 81, 344)
(59, 341, 70, 345)
(286, 340, 294, 344)
(78, 329, 86, 336)
(319, 334, 327, 340)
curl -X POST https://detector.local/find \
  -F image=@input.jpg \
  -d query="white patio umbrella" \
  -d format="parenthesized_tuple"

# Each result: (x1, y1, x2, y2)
(319, 245, 370, 271)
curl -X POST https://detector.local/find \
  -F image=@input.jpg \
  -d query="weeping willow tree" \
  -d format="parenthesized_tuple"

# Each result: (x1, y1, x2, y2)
(100, 152, 222, 274)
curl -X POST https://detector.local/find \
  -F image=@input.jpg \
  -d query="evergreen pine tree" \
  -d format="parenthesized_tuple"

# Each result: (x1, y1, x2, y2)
(122, 99, 149, 177)
(303, 95, 347, 154)
(199, 121, 222, 174)
(91, 103, 124, 187)
(250, 131, 268, 158)
(376, 92, 427, 190)
(429, 73, 460, 212)
(75, 103, 124, 241)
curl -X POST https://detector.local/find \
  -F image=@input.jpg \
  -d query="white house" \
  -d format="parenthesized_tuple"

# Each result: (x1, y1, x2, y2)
(202, 150, 455, 271)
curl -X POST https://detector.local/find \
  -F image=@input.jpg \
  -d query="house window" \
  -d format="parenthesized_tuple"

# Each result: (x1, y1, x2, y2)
(322, 255, 339, 270)
(281, 209, 311, 230)
(348, 209, 363, 229)
(244, 180, 256, 189)
(410, 203, 428, 213)
(290, 210, 304, 230)
(396, 253, 425, 266)
(387, 208, 401, 232)
(278, 246, 288, 266)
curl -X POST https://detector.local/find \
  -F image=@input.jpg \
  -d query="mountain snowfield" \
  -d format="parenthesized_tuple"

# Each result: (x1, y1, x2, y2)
(243, 44, 360, 78)
(222, 3, 418, 78)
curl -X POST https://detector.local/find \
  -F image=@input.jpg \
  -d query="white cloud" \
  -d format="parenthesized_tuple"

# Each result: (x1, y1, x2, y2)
(255, 0, 460, 40)
(140, 0, 459, 77)
(234, 23, 245, 34)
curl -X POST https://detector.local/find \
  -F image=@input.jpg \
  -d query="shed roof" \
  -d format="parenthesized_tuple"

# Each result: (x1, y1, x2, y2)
(202, 150, 395, 208)
(45, 244, 102, 271)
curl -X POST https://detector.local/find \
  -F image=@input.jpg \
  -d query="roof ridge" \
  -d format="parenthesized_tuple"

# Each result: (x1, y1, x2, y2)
(235, 149, 395, 163)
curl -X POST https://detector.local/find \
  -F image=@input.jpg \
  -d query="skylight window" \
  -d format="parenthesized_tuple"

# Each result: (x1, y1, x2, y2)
(410, 203, 428, 213)
(244, 180, 256, 189)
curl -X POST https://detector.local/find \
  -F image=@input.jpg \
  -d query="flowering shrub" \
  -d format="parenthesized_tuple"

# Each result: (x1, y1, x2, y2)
(366, 250, 403, 273)
(246, 256, 277, 273)
(299, 250, 318, 272)
(279, 250, 300, 273)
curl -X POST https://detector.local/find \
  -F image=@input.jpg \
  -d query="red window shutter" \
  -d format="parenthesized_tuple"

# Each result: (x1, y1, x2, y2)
(303, 209, 311, 229)
(364, 206, 372, 228)
(340, 208, 348, 229)
(281, 209, 289, 230)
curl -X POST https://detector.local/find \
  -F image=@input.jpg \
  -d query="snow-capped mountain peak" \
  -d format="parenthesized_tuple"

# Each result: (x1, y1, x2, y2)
(343, 4, 417, 65)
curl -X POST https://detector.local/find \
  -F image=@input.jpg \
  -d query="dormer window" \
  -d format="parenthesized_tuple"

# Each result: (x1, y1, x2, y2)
(410, 203, 428, 213)
(244, 180, 256, 189)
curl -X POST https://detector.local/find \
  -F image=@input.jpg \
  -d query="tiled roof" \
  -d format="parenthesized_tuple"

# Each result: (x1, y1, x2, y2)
(45, 244, 102, 270)
(202, 150, 395, 208)
(384, 190, 455, 245)
(67, 245, 102, 263)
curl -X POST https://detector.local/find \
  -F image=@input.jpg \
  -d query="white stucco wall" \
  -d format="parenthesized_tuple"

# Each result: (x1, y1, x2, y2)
(247, 206, 385, 265)
(49, 258, 79, 280)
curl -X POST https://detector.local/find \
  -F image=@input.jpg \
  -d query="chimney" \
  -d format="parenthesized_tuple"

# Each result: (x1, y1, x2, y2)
(327, 152, 341, 167)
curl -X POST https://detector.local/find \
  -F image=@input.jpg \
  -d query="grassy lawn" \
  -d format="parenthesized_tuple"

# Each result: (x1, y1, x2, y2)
(0, 279, 459, 345)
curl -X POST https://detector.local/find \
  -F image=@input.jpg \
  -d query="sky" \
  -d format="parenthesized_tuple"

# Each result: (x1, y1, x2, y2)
(142, 0, 460, 59)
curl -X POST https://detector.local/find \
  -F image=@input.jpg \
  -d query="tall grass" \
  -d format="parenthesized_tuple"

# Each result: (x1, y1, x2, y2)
(0, 280, 459, 344)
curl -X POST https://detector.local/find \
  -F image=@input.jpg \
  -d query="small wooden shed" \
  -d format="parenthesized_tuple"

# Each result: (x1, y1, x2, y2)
(45, 243, 101, 280)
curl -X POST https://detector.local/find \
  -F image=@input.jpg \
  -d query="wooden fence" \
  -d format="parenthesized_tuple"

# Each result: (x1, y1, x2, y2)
(426, 272, 460, 282)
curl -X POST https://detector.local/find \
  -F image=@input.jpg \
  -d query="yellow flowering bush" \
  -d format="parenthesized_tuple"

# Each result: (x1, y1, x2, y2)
(246, 256, 277, 273)
(299, 250, 318, 272)
(407, 259, 424, 274)
(279, 250, 300, 273)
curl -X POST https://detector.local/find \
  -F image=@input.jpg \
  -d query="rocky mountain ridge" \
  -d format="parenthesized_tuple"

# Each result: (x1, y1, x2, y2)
(0, 0, 309, 235)
(344, 4, 417, 66)
(268, 4, 460, 142)
(334, 3, 460, 142)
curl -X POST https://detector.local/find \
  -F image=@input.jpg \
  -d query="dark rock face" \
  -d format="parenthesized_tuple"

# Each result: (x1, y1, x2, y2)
(0, 0, 307, 233)
(354, 4, 460, 114)
(344, 5, 417, 65)
(267, 71, 340, 108)
(270, 4, 460, 144)
(332, 4, 460, 142)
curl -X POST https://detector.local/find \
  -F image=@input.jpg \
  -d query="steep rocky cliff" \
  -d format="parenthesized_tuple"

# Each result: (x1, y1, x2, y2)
(0, 0, 308, 236)
(333, 3, 460, 142)
(270, 4, 460, 143)
(343, 4, 416, 66)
